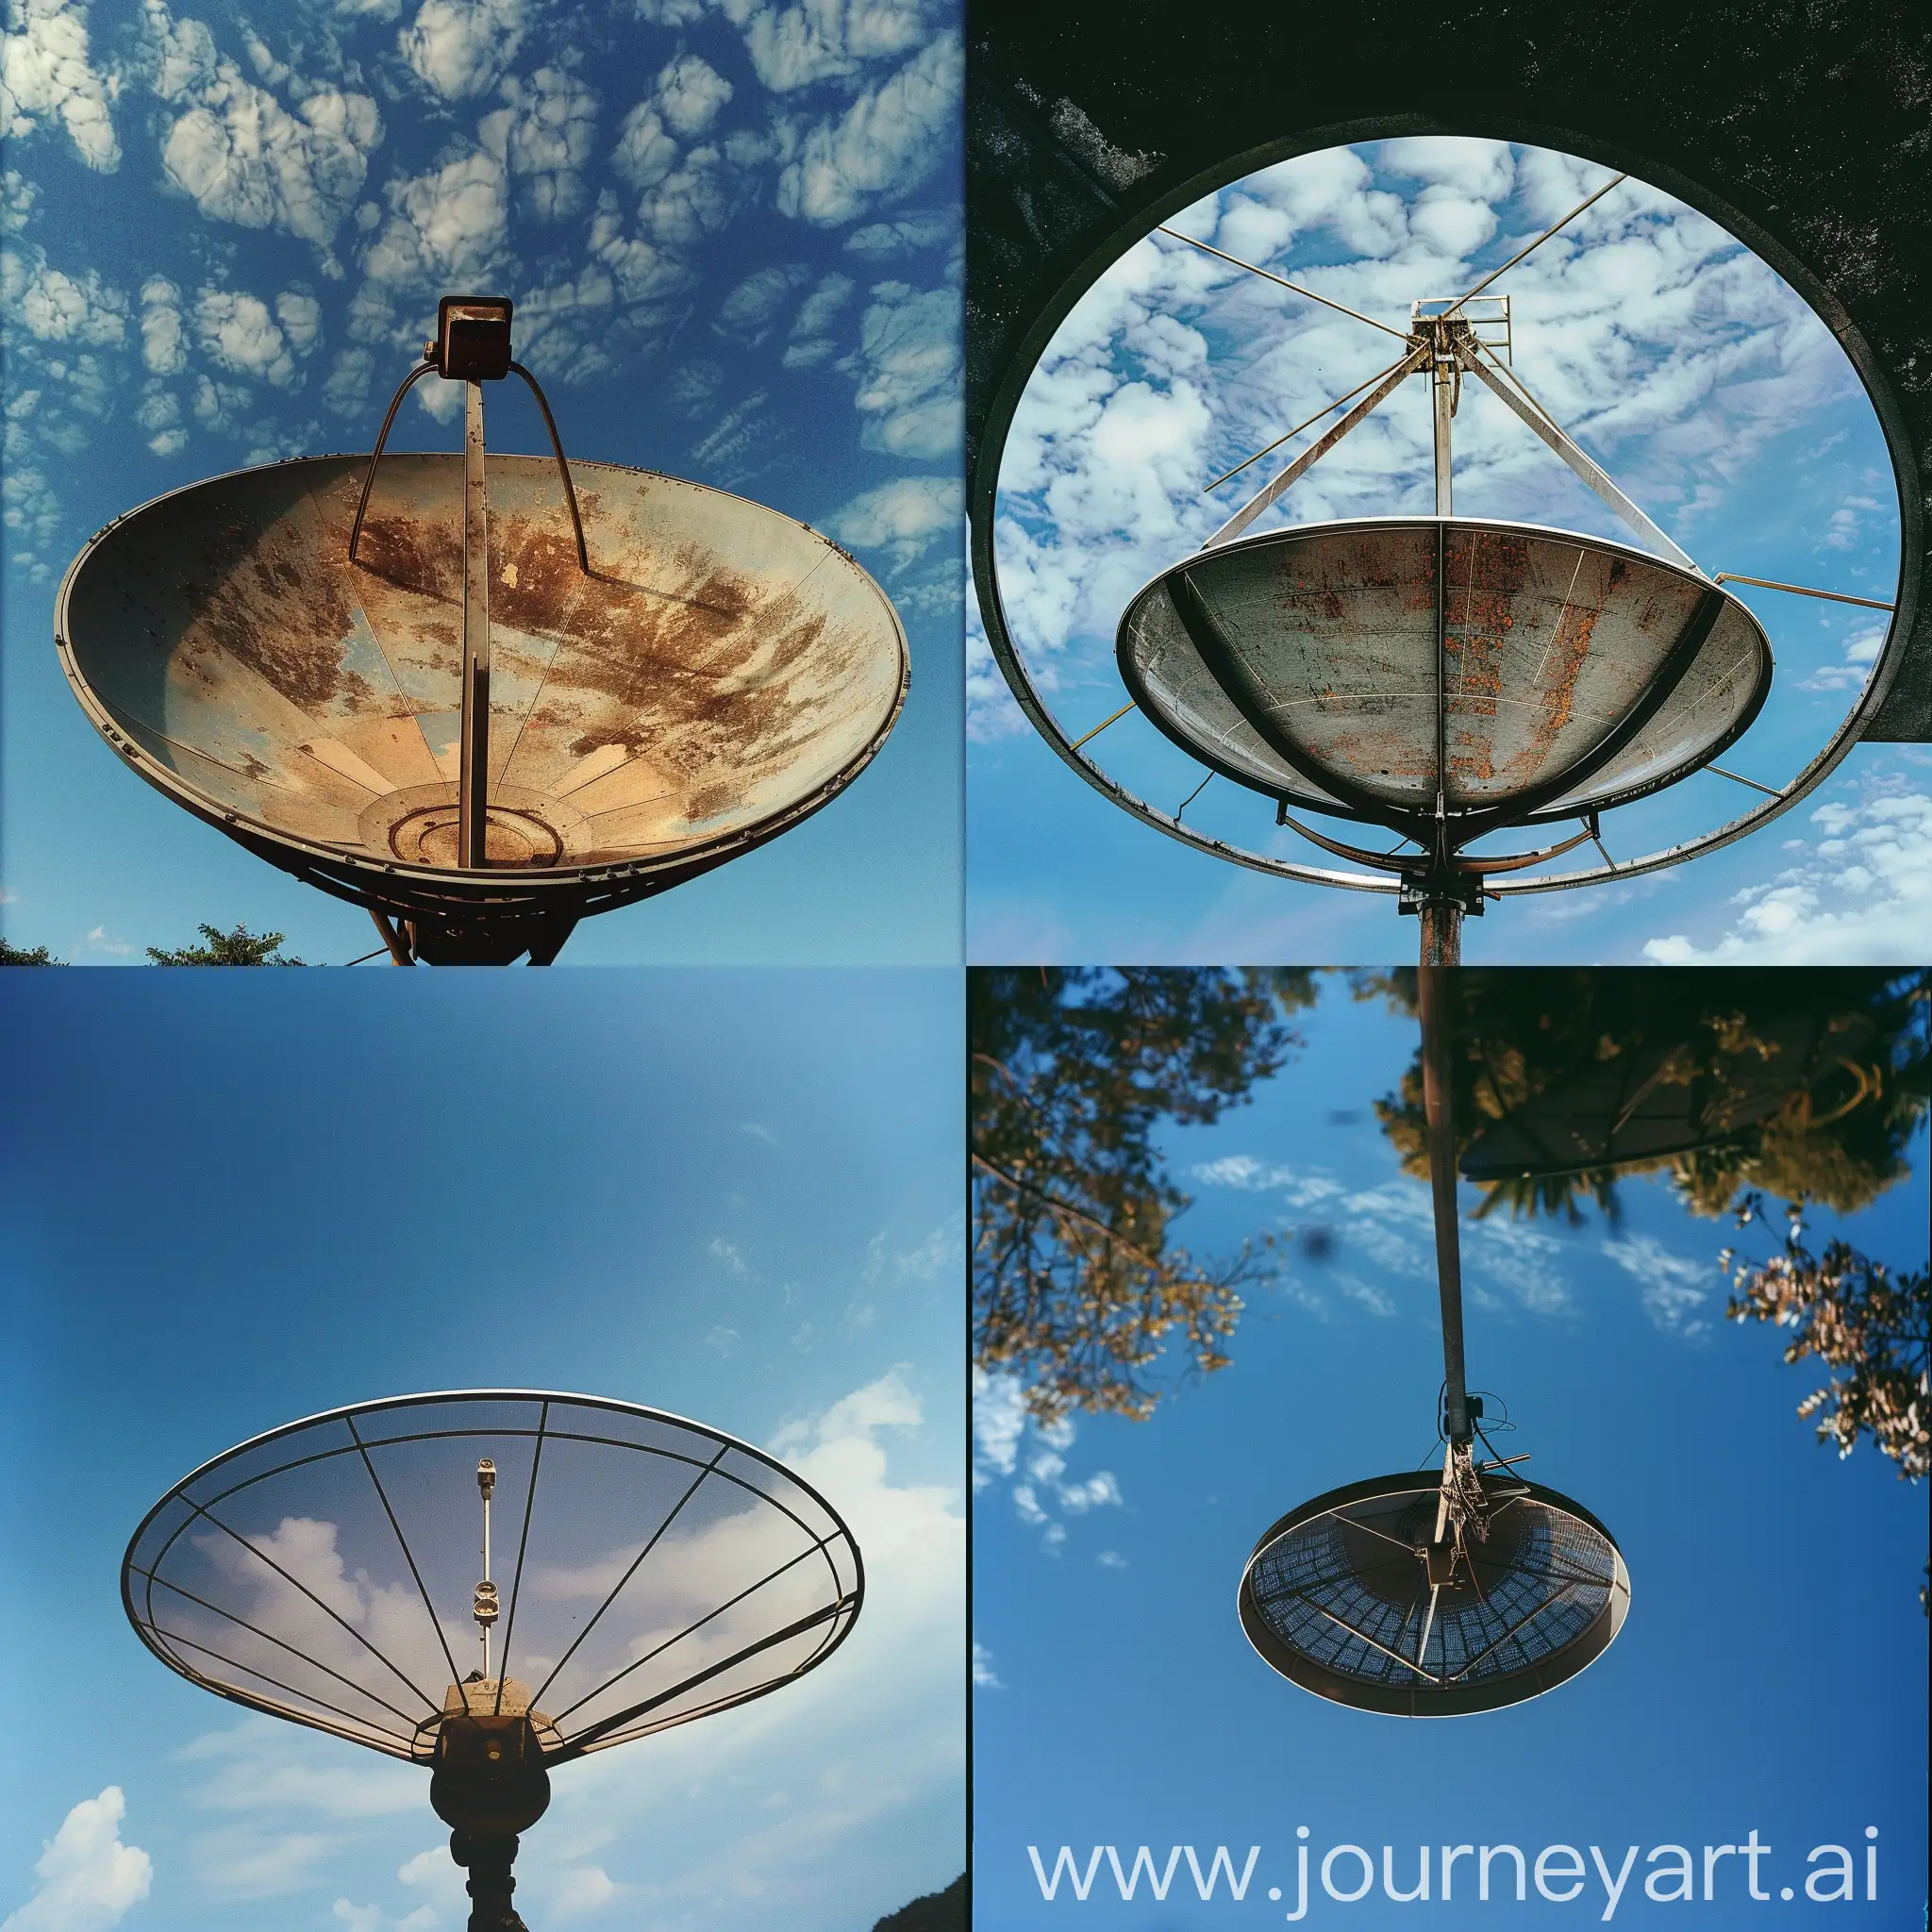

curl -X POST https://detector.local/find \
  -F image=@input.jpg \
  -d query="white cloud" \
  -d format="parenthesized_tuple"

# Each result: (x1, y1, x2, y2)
(2, 1790, 151, 1932)
(782, 267, 854, 367)
(1, 246, 125, 344)
(850, 278, 958, 458)
(1642, 787, 1932, 963)
(610, 101, 677, 192)
(775, 32, 960, 227)
(1600, 1232, 1713, 1337)
(824, 475, 958, 570)
(637, 139, 740, 245)
(971, 1641, 1002, 1688)
(363, 144, 509, 289)
(970, 1366, 1025, 1486)
(741, 0, 932, 92)
(0, 0, 121, 172)
(145, 2, 382, 259)
(1190, 1157, 1571, 1315)
(716, 259, 809, 337)
(843, 206, 954, 258)
(398, 0, 525, 100)
(321, 345, 374, 415)
(980, 137, 1861, 742)
(972, 1368, 1118, 1551)
(193, 288, 301, 387)
(490, 66, 597, 223)
(654, 51, 731, 137)
(177, 1718, 421, 1821)
(708, 1236, 750, 1274)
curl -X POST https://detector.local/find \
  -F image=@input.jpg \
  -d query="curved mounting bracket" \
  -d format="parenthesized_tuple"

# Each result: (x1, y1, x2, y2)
(348, 304, 589, 575)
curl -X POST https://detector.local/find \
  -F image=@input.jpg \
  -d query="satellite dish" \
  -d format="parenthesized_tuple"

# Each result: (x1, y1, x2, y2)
(58, 296, 908, 964)
(1120, 517, 1770, 840)
(1459, 1008, 1879, 1182)
(982, 180, 1899, 967)
(124, 1391, 862, 1927)
(1238, 1469, 1630, 1717)
(1239, 968, 1629, 1714)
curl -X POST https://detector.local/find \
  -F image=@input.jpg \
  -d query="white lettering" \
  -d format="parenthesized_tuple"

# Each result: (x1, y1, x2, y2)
(1105, 1846, 1182, 1901)
(1184, 1846, 1260, 1901)
(1589, 1845, 1638, 1922)
(1027, 1846, 1104, 1901)
(1806, 1846, 1854, 1903)
(1646, 1846, 1693, 1904)
(1322, 1846, 1374, 1904)
(1480, 1846, 1526, 1902)
(1536, 1845, 1586, 1903)
(1441, 1845, 1474, 1900)
(1382, 1846, 1427, 1902)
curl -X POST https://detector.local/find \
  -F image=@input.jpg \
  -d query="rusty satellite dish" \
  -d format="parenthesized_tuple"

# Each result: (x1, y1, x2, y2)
(1239, 968, 1630, 1714)
(124, 1391, 862, 1928)
(981, 173, 1897, 965)
(58, 297, 908, 964)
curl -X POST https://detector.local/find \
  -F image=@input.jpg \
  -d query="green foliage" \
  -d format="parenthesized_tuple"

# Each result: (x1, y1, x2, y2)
(1362, 967, 1926, 1224)
(971, 967, 1315, 1423)
(0, 940, 60, 965)
(145, 923, 306, 966)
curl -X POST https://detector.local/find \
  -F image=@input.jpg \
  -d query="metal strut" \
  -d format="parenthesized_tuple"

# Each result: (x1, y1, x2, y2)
(345, 299, 591, 884)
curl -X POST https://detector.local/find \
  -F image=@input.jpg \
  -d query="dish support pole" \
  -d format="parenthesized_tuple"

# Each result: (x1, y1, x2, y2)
(459, 377, 492, 870)
(1418, 961, 1471, 1446)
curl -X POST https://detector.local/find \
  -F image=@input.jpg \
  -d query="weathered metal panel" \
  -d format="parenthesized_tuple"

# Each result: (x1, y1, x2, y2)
(1119, 517, 1772, 825)
(59, 453, 907, 891)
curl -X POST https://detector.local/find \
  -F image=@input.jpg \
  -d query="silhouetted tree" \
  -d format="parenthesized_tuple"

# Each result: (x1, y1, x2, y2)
(873, 1875, 965, 1932)
(972, 968, 1314, 1423)
(146, 923, 305, 965)
(1364, 968, 1926, 1223)
(0, 940, 60, 964)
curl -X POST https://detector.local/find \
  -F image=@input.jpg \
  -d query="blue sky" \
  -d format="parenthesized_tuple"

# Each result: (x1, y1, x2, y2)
(0, 968, 963, 1932)
(1, 0, 961, 965)
(972, 979, 1928, 1926)
(969, 139, 1928, 966)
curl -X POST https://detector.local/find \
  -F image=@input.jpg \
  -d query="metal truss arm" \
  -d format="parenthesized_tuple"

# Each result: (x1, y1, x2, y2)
(1206, 344, 1430, 547)
(1460, 346, 1698, 571)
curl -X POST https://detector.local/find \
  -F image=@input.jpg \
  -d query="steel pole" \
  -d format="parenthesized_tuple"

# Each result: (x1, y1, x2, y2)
(1432, 334, 1454, 516)
(1418, 962, 1470, 1442)
(458, 377, 491, 870)
(1418, 900, 1461, 965)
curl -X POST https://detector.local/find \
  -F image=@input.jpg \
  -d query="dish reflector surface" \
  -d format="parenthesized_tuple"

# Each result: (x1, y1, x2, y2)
(123, 1392, 861, 1762)
(1120, 518, 1769, 827)
(1238, 1469, 1630, 1716)
(59, 456, 906, 896)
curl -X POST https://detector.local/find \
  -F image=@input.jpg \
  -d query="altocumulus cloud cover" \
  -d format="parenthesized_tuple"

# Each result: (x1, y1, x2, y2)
(1, 0, 962, 959)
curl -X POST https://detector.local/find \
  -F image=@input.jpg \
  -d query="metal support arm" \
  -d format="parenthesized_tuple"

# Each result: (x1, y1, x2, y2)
(1460, 346, 1698, 571)
(1207, 345, 1430, 547)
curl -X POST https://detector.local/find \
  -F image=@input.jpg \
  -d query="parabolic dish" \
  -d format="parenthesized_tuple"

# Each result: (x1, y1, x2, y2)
(1120, 517, 1770, 836)
(1238, 1469, 1630, 1717)
(1459, 1010, 1877, 1182)
(58, 456, 907, 918)
(122, 1391, 862, 1762)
